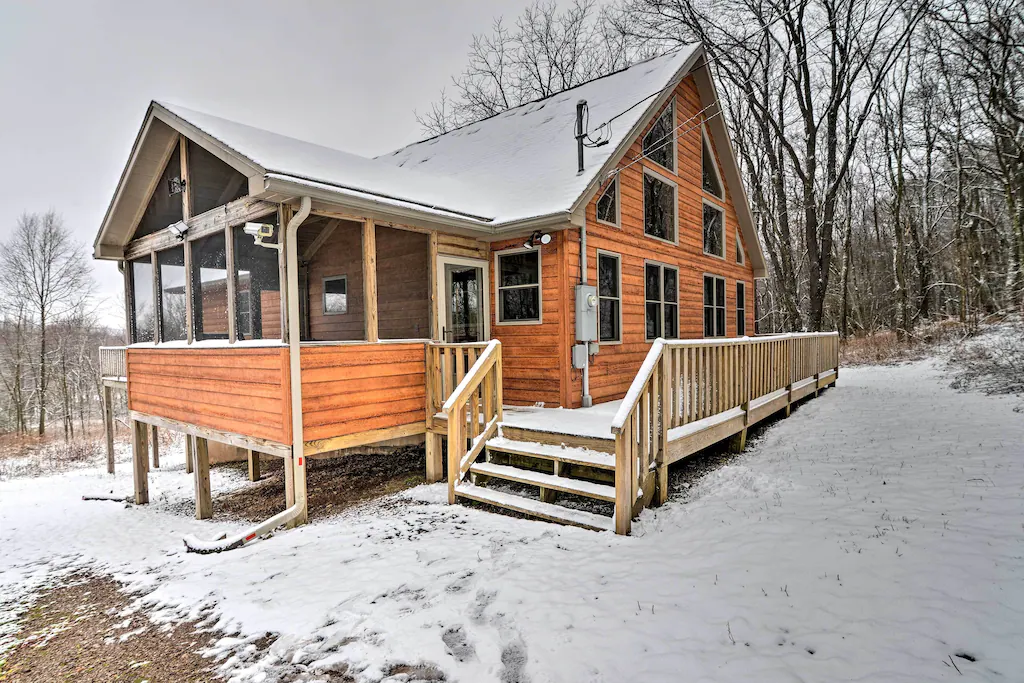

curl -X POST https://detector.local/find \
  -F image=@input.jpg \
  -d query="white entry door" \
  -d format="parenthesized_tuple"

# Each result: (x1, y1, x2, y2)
(436, 255, 489, 343)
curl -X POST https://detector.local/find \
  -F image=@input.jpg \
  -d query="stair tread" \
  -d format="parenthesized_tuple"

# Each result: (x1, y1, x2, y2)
(469, 462, 616, 501)
(486, 436, 616, 470)
(455, 483, 613, 532)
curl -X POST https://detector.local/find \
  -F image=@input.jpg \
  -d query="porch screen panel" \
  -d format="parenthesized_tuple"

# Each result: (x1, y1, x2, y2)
(191, 231, 229, 340)
(233, 217, 281, 340)
(300, 218, 365, 342)
(130, 257, 155, 343)
(375, 226, 430, 339)
(157, 246, 187, 341)
(134, 145, 183, 239)
(189, 140, 247, 216)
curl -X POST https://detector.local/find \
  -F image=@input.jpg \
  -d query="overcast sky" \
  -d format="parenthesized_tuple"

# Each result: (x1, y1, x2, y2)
(0, 0, 538, 328)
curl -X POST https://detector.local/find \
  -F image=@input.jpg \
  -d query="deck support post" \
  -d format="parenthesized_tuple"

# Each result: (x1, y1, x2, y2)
(540, 460, 561, 503)
(185, 435, 193, 474)
(131, 419, 149, 504)
(193, 437, 212, 520)
(613, 429, 631, 535)
(729, 401, 750, 453)
(654, 351, 671, 507)
(813, 372, 821, 397)
(150, 425, 160, 468)
(103, 384, 115, 474)
(247, 449, 261, 482)
(425, 432, 444, 483)
(785, 383, 793, 417)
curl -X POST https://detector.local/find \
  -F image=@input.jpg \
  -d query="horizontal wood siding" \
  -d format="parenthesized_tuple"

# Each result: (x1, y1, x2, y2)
(568, 74, 757, 407)
(300, 218, 365, 342)
(300, 343, 426, 441)
(127, 346, 291, 444)
(490, 235, 566, 407)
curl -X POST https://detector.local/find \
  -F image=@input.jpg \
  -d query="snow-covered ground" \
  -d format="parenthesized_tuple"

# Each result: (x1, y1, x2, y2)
(1, 360, 1022, 682)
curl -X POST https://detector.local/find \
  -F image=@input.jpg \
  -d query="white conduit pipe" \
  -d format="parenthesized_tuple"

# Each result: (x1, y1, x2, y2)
(184, 196, 312, 554)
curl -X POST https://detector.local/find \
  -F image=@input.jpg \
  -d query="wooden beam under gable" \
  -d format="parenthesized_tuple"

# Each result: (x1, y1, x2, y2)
(124, 197, 277, 260)
(301, 218, 341, 263)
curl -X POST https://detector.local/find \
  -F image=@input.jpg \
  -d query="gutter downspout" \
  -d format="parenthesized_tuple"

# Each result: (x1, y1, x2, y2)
(184, 196, 312, 553)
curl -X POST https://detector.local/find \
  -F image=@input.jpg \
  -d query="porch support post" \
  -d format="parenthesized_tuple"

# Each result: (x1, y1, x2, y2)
(150, 425, 159, 468)
(247, 449, 261, 481)
(131, 419, 149, 504)
(103, 384, 115, 474)
(429, 231, 439, 340)
(655, 351, 670, 506)
(185, 434, 194, 474)
(363, 218, 378, 342)
(193, 436, 212, 520)
(425, 432, 444, 483)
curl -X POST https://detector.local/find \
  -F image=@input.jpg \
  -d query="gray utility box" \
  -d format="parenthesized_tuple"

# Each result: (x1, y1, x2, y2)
(575, 284, 598, 342)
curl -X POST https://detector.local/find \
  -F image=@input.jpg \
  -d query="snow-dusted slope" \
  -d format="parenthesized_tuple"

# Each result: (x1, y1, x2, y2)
(2, 361, 1022, 682)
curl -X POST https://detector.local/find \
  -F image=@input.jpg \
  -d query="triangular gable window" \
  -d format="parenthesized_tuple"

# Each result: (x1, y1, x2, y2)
(596, 177, 619, 226)
(188, 139, 248, 216)
(642, 102, 675, 172)
(134, 145, 183, 240)
(736, 229, 745, 264)
(702, 127, 724, 199)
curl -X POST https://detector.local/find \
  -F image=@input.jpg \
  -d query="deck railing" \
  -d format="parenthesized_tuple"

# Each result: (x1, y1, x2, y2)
(436, 340, 503, 503)
(99, 346, 127, 380)
(611, 332, 839, 534)
(425, 341, 492, 429)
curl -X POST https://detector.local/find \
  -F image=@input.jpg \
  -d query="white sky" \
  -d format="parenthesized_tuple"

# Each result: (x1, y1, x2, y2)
(0, 0, 538, 328)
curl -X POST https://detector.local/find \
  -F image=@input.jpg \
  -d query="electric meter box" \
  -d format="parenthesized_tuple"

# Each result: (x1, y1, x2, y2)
(575, 284, 598, 342)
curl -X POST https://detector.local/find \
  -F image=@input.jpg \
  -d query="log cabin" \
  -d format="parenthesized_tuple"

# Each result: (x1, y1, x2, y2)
(94, 44, 838, 542)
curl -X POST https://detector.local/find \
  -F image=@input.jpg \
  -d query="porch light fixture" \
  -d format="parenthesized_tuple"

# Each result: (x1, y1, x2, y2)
(168, 221, 188, 241)
(243, 222, 281, 251)
(168, 176, 186, 195)
(524, 231, 552, 250)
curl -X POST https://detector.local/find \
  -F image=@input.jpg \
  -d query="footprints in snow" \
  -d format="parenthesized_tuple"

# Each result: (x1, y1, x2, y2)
(441, 588, 530, 682)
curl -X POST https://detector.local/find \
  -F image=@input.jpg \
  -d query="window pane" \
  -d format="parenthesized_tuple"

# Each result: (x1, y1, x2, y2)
(702, 134, 723, 197)
(598, 255, 618, 297)
(599, 299, 619, 342)
(500, 287, 539, 321)
(131, 258, 154, 343)
(703, 203, 724, 256)
(704, 308, 714, 337)
(737, 309, 746, 336)
(597, 179, 617, 223)
(192, 231, 228, 340)
(499, 252, 539, 287)
(646, 264, 660, 301)
(644, 174, 675, 240)
(736, 231, 744, 263)
(664, 304, 678, 339)
(158, 247, 186, 342)
(642, 105, 674, 171)
(704, 275, 714, 306)
(663, 267, 677, 302)
(645, 302, 661, 339)
(376, 226, 430, 339)
(233, 218, 281, 340)
(715, 308, 726, 337)
(715, 278, 725, 307)
(323, 277, 347, 314)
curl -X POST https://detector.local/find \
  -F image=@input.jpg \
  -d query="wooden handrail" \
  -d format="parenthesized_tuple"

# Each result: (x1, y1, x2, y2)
(611, 332, 839, 535)
(439, 340, 503, 503)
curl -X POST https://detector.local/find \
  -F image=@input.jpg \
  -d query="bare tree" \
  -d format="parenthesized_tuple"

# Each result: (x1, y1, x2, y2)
(0, 212, 92, 436)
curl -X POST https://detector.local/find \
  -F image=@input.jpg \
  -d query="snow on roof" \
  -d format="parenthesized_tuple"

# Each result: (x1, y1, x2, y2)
(158, 45, 700, 227)
(378, 47, 700, 225)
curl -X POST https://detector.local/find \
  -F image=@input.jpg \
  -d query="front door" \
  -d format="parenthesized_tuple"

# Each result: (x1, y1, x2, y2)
(437, 256, 489, 343)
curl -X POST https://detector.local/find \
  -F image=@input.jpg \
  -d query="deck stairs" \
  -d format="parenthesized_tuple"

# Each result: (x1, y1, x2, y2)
(453, 423, 618, 532)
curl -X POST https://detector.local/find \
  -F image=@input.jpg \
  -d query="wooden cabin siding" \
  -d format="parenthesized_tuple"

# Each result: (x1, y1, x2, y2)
(300, 219, 365, 342)
(489, 234, 569, 407)
(127, 346, 291, 444)
(566, 75, 757, 407)
(300, 343, 426, 443)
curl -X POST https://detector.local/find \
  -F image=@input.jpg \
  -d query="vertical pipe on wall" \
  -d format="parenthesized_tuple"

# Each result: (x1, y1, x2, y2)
(579, 224, 591, 407)
(285, 197, 312, 526)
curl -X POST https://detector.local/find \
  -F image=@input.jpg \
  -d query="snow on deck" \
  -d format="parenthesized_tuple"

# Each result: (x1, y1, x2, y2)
(3, 361, 1024, 682)
(500, 400, 621, 439)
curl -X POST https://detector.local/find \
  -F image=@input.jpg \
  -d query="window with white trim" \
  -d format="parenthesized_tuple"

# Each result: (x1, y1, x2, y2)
(703, 274, 726, 337)
(597, 252, 621, 343)
(644, 169, 677, 242)
(497, 250, 541, 323)
(645, 263, 678, 340)
(736, 281, 747, 336)
(702, 127, 723, 199)
(596, 177, 619, 226)
(642, 101, 675, 172)
(736, 229, 744, 264)
(323, 275, 348, 315)
(703, 201, 724, 257)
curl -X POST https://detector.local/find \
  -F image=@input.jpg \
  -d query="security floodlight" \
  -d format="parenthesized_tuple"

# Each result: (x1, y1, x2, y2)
(524, 231, 552, 249)
(168, 221, 188, 240)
